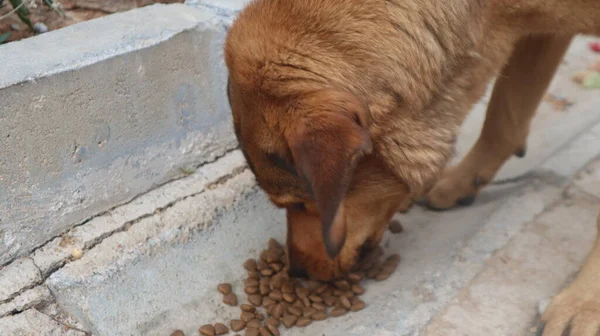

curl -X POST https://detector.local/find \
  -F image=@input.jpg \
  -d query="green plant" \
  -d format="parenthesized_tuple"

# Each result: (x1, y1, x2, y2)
(9, 0, 33, 29)
(0, 31, 10, 44)
(0, 0, 65, 43)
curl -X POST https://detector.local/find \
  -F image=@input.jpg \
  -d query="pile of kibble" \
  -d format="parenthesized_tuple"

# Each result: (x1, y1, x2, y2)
(170, 220, 404, 336)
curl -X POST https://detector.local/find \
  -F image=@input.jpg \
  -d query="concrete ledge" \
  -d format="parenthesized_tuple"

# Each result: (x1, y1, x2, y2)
(0, 309, 86, 336)
(45, 151, 274, 335)
(0, 3, 237, 266)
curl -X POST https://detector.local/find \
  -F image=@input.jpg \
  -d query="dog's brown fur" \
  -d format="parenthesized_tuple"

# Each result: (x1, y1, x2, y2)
(225, 0, 600, 334)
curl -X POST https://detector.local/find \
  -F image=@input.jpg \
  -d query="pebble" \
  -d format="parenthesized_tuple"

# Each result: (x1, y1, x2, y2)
(33, 22, 48, 34)
(71, 248, 83, 260)
(538, 298, 551, 316)
(10, 24, 21, 31)
(170, 330, 185, 336)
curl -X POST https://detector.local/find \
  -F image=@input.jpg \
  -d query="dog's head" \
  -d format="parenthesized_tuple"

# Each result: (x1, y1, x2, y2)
(224, 0, 456, 280)
(225, 72, 409, 279)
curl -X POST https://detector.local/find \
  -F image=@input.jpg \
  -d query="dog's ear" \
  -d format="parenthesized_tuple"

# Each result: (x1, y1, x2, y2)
(285, 90, 372, 259)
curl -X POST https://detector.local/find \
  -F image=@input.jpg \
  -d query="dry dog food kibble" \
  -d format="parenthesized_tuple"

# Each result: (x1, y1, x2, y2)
(199, 324, 215, 336)
(330, 307, 347, 317)
(296, 316, 312, 327)
(217, 283, 232, 295)
(231, 320, 246, 332)
(240, 304, 255, 312)
(223, 293, 238, 306)
(214, 323, 229, 335)
(245, 327, 259, 336)
(170, 236, 401, 335)
(388, 219, 404, 234)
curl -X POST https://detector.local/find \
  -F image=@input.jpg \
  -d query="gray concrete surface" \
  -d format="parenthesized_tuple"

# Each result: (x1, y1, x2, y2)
(0, 0, 600, 335)
(0, 4, 236, 266)
(0, 309, 86, 336)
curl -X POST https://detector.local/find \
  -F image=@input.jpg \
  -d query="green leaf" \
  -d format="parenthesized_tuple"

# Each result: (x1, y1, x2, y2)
(582, 71, 600, 89)
(0, 32, 10, 44)
(9, 0, 33, 30)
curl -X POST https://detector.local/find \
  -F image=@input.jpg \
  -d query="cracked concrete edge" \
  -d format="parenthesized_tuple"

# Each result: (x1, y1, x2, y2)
(30, 150, 245, 277)
(46, 173, 257, 333)
(0, 309, 88, 336)
(0, 258, 42, 304)
(0, 4, 217, 89)
(0, 286, 52, 317)
(44, 151, 253, 286)
(0, 150, 247, 318)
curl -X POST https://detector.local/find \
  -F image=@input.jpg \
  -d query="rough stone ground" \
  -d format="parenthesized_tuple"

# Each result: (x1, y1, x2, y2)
(0, 0, 183, 44)
(1, 31, 599, 336)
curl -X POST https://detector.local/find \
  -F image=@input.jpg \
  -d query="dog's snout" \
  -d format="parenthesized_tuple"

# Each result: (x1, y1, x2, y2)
(288, 263, 308, 278)
(287, 250, 309, 278)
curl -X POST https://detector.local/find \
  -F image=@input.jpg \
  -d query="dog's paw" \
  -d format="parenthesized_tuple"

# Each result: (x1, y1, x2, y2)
(538, 287, 600, 336)
(418, 165, 486, 211)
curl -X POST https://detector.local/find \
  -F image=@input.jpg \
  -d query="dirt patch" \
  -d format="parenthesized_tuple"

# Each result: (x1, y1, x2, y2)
(0, 0, 184, 44)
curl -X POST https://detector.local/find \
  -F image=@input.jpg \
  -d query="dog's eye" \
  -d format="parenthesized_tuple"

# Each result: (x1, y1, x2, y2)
(290, 203, 306, 211)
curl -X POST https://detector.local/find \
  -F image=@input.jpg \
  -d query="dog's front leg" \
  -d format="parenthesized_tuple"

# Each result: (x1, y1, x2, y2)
(539, 212, 600, 336)
(421, 34, 573, 210)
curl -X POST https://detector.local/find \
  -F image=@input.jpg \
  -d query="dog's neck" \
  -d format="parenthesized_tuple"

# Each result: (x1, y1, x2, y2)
(363, 0, 494, 195)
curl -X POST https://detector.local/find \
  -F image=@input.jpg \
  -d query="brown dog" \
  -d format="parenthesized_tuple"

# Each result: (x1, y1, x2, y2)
(224, 0, 600, 334)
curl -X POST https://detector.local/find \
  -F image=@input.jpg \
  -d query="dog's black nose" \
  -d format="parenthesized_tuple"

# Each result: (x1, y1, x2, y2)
(287, 262, 308, 278)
